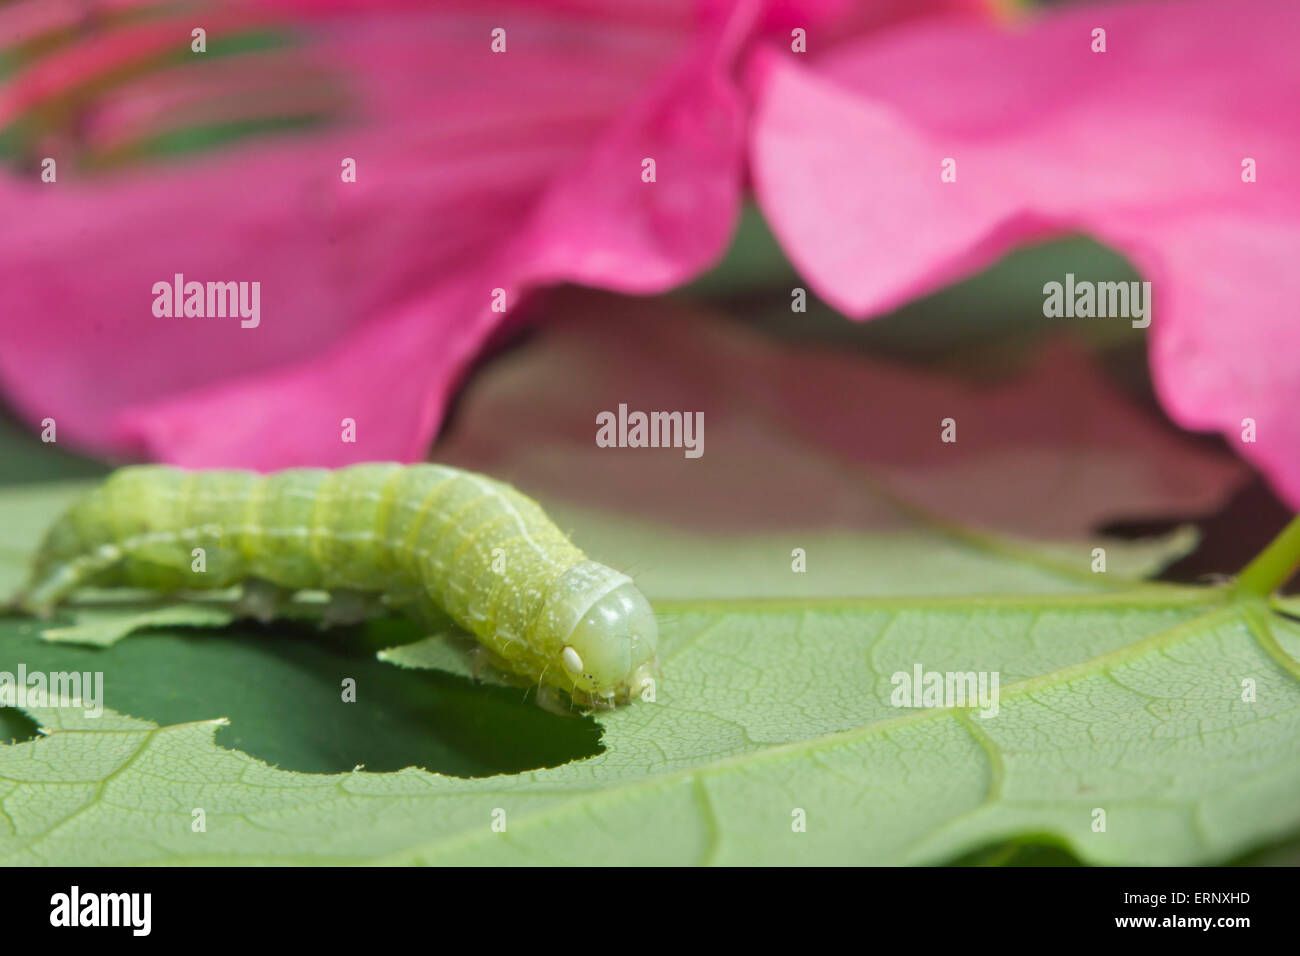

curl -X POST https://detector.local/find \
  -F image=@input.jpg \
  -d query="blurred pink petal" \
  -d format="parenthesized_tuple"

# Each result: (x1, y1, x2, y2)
(748, 0, 1300, 504)
(437, 289, 1247, 542)
(0, 1, 741, 467)
(0, 0, 991, 469)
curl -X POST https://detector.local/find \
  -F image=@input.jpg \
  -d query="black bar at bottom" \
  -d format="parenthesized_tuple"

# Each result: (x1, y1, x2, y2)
(4, 865, 1284, 941)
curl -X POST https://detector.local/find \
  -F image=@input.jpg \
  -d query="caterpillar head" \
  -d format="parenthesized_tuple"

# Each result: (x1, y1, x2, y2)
(559, 580, 659, 706)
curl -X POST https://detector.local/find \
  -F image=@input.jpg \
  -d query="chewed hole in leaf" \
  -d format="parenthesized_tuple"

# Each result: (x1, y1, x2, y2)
(948, 835, 1084, 867)
(4, 613, 603, 777)
(0, 707, 39, 746)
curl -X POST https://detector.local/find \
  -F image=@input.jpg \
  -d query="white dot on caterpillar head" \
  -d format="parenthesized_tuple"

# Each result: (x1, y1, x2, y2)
(561, 646, 583, 675)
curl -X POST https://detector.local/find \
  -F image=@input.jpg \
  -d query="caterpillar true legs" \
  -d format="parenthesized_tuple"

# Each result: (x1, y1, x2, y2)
(15, 463, 660, 706)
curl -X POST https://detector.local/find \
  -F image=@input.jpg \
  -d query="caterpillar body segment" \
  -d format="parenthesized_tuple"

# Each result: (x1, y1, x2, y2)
(17, 463, 660, 706)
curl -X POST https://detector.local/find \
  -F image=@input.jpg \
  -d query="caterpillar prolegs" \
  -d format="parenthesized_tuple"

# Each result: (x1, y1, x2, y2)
(15, 464, 660, 706)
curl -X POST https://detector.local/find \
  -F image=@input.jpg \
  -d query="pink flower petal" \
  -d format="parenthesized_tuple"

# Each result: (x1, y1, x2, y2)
(748, 0, 1300, 503)
(0, 2, 738, 466)
(0, 0, 993, 469)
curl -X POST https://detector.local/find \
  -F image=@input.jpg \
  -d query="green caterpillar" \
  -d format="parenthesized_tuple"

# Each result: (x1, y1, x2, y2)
(14, 463, 659, 707)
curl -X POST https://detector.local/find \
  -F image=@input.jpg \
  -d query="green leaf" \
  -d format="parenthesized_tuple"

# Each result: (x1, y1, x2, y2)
(2, 586, 1299, 864)
(37, 601, 237, 647)
(378, 631, 509, 687)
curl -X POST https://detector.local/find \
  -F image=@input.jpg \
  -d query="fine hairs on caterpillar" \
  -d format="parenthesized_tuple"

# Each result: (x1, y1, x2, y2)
(15, 463, 660, 707)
